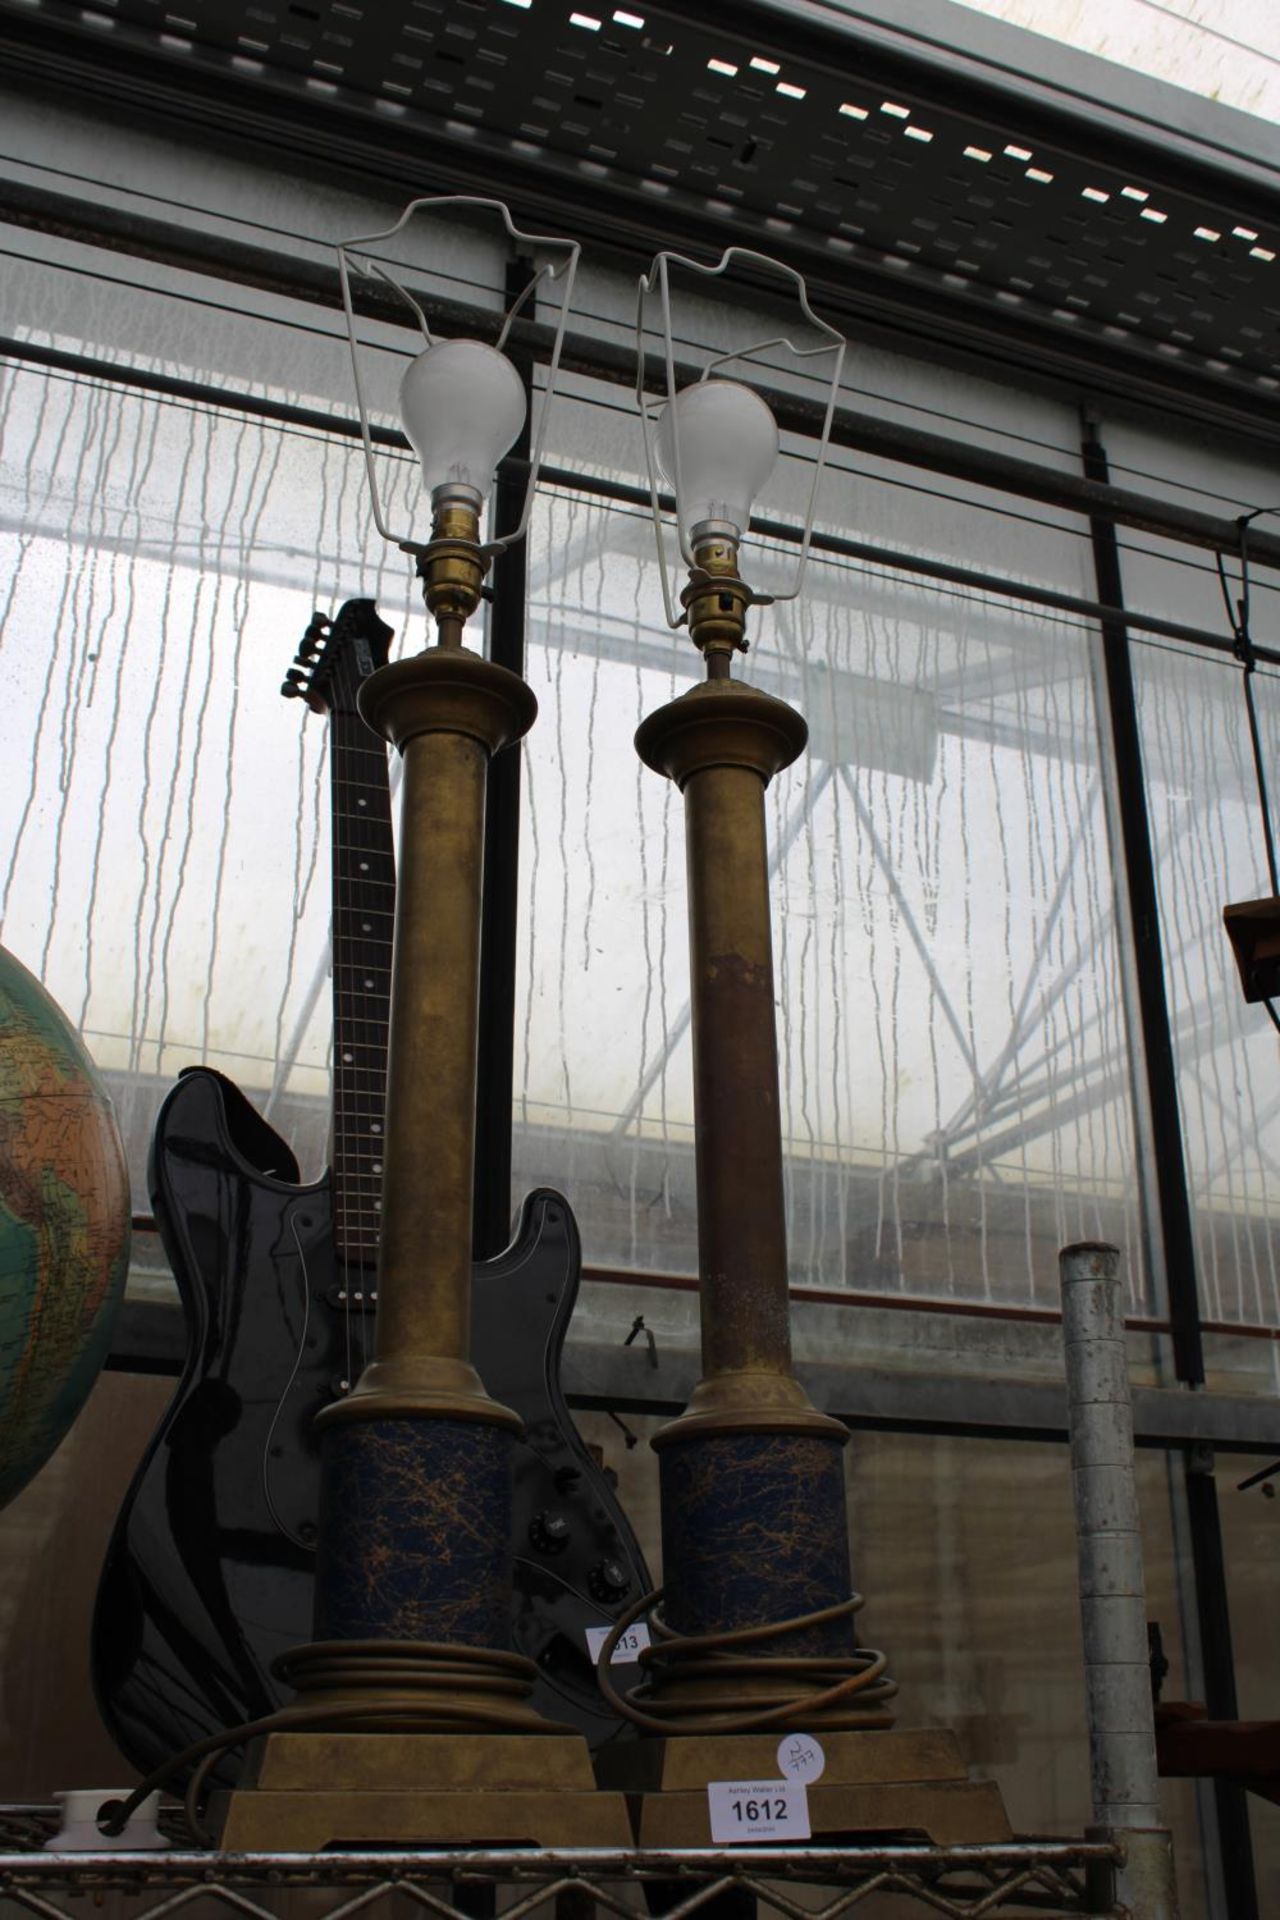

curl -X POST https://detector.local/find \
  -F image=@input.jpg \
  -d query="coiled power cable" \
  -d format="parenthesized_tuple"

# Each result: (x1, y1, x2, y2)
(98, 1639, 573, 1847)
(594, 1585, 897, 1735)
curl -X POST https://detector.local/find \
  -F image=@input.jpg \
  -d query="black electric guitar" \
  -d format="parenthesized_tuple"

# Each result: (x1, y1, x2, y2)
(92, 600, 648, 1781)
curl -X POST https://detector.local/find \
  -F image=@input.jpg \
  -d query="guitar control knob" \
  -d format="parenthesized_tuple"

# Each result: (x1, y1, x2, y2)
(588, 1557, 630, 1602)
(529, 1510, 571, 1555)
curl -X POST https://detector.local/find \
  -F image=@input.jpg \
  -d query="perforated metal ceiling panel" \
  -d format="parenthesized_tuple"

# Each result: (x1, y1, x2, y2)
(3, 0, 1280, 424)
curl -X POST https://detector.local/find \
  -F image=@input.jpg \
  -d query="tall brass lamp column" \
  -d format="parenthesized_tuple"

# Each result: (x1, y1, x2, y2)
(597, 249, 1009, 1849)
(221, 199, 629, 1850)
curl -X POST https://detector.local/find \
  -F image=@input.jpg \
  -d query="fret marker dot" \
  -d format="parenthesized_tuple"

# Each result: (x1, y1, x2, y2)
(373, 1161, 383, 1173)
(360, 861, 369, 872)
(357, 797, 367, 807)
(342, 1052, 353, 1063)
(364, 977, 374, 988)
(362, 922, 372, 932)
(371, 1123, 382, 1134)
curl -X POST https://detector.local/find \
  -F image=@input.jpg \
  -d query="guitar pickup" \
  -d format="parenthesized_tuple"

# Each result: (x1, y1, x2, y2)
(325, 1287, 378, 1311)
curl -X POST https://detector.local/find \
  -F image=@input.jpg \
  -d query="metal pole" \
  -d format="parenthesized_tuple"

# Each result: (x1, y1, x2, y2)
(473, 256, 535, 1261)
(1059, 1240, 1179, 1920)
(1082, 421, 1257, 1918)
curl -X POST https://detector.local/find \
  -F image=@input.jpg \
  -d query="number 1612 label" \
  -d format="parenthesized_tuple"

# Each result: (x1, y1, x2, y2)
(706, 1779, 810, 1843)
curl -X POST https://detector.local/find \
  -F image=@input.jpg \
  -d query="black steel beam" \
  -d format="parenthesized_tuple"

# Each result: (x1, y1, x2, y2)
(10, 329, 1278, 669)
(6, 170, 1280, 570)
(1083, 425, 1206, 1386)
(4, 191, 1280, 578)
(1184, 1450, 1259, 1920)
(1084, 423, 1260, 1915)
(104, 1300, 1280, 1453)
(5, 167, 1280, 561)
(472, 259, 533, 1262)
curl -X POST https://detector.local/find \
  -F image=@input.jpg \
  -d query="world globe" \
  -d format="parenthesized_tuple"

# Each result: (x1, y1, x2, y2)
(0, 942, 130, 1510)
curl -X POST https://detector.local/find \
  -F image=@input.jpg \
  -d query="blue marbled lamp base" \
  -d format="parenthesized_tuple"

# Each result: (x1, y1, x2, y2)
(312, 1416, 513, 1646)
(235, 1411, 635, 1845)
(659, 1427, 855, 1656)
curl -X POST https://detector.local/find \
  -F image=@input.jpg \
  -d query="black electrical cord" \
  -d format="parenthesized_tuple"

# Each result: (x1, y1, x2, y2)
(1216, 508, 1280, 1037)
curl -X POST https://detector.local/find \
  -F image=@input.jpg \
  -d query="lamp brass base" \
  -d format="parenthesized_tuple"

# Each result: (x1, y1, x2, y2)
(218, 1733, 633, 1850)
(596, 1728, 1010, 1847)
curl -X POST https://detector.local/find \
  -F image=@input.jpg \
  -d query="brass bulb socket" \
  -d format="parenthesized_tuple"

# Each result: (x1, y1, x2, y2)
(683, 534, 752, 668)
(416, 498, 489, 635)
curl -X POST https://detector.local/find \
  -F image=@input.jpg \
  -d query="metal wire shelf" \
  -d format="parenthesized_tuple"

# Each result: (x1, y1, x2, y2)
(0, 1808, 1121, 1919)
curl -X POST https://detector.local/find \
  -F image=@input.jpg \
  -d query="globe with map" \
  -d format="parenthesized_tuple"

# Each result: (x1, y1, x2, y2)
(0, 942, 130, 1510)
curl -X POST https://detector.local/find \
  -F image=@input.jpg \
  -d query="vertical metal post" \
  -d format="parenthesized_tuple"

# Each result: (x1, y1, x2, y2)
(1182, 1447, 1258, 1911)
(1081, 427, 1202, 1384)
(1081, 422, 1257, 1918)
(473, 257, 535, 1262)
(1059, 1240, 1178, 1920)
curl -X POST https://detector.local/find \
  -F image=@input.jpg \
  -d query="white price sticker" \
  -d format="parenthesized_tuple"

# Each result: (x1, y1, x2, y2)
(707, 1779, 810, 1844)
(776, 1734, 825, 1783)
(585, 1621, 652, 1666)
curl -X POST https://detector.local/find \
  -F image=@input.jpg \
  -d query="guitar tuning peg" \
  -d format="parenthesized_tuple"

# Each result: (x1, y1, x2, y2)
(281, 680, 303, 698)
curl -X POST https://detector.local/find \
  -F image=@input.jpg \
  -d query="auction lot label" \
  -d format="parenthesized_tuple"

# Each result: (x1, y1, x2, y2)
(706, 1779, 810, 1843)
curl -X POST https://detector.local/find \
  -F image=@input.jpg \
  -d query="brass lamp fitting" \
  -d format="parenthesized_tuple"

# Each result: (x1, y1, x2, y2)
(413, 489, 490, 645)
(681, 530, 752, 679)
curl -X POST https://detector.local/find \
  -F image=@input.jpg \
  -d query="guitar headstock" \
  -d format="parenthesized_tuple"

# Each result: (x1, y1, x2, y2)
(281, 598, 395, 717)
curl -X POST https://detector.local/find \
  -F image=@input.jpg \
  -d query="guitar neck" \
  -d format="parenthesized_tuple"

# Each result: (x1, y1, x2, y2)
(329, 709, 394, 1265)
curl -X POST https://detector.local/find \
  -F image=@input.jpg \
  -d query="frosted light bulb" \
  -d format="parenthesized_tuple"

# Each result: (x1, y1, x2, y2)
(655, 379, 779, 543)
(398, 337, 527, 504)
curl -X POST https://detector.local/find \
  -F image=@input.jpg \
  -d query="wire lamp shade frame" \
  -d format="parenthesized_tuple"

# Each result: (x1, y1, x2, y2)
(635, 245, 846, 631)
(336, 195, 581, 557)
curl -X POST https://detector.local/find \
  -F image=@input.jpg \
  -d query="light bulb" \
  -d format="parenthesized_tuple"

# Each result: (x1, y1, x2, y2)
(654, 378, 779, 544)
(398, 337, 527, 506)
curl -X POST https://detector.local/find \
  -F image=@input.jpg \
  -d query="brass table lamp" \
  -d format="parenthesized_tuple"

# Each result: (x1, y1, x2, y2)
(220, 198, 628, 1849)
(596, 247, 1009, 1849)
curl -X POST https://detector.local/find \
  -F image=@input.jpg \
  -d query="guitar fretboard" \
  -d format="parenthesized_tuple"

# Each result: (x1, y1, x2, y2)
(329, 709, 394, 1262)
